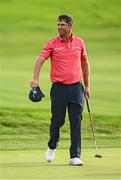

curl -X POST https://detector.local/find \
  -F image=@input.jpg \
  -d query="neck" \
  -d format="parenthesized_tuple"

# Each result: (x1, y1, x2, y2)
(61, 32, 72, 41)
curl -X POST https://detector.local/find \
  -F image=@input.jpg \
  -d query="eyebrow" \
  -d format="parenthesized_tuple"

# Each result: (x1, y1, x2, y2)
(57, 23, 66, 26)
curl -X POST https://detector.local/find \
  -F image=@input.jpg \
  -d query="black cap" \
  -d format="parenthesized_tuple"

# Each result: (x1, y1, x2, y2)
(29, 86, 45, 102)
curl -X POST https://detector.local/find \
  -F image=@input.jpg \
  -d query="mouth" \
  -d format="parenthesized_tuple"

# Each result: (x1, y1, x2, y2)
(58, 29, 62, 32)
(58, 29, 64, 34)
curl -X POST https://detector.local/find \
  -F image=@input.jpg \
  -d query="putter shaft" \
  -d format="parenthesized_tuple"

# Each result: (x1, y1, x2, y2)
(86, 97, 102, 158)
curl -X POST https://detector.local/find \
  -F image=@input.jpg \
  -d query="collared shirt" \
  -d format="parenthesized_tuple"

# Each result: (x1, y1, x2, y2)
(40, 34, 88, 84)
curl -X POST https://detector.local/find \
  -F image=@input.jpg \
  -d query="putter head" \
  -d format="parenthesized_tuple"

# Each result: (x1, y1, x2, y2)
(94, 154, 102, 158)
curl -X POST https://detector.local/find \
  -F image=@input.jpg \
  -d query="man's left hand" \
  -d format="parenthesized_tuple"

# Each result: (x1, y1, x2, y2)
(84, 87, 90, 98)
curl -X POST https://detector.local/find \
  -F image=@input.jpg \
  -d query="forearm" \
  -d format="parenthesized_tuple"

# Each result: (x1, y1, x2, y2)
(31, 56, 45, 86)
(81, 60, 90, 96)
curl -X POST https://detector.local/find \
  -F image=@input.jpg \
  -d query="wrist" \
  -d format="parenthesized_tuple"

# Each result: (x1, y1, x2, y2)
(30, 79, 38, 88)
(85, 86, 90, 90)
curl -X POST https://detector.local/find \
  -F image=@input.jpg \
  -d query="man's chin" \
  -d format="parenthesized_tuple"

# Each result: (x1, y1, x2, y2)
(59, 33, 64, 37)
(58, 31, 64, 35)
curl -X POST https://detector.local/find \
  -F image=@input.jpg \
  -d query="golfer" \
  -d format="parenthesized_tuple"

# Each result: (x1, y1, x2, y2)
(30, 14, 90, 166)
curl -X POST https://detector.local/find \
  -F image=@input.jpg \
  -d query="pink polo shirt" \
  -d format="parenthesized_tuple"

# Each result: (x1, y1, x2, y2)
(40, 34, 88, 84)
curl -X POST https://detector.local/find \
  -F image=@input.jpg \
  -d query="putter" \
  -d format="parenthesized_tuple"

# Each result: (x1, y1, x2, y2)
(85, 97, 102, 158)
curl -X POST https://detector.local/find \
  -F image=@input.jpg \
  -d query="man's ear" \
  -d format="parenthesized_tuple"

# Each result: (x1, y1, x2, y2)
(68, 23, 72, 28)
(69, 23, 72, 28)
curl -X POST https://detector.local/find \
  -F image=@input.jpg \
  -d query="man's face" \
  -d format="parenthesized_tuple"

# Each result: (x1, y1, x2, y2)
(57, 20, 72, 36)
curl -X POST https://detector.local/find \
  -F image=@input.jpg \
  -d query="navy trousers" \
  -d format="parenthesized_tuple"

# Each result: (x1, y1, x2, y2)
(48, 82, 84, 158)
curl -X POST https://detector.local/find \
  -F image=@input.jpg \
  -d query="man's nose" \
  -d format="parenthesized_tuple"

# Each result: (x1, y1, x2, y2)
(58, 24, 63, 28)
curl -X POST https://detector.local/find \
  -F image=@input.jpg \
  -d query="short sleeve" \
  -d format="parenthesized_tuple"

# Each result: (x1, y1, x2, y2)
(40, 40, 53, 60)
(81, 41, 88, 62)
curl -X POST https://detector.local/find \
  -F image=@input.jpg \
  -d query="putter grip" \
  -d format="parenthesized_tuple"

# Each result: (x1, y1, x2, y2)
(86, 97, 91, 112)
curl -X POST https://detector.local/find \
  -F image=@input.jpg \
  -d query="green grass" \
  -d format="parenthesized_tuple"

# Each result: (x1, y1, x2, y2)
(0, 149, 121, 180)
(0, 1, 121, 179)
(0, 0, 121, 152)
(0, 107, 120, 150)
(0, 0, 120, 32)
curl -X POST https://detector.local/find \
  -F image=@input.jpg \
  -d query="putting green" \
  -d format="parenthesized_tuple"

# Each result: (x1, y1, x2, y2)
(0, 148, 121, 180)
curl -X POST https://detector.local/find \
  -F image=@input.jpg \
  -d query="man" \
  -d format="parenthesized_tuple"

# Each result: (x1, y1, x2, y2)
(30, 14, 90, 166)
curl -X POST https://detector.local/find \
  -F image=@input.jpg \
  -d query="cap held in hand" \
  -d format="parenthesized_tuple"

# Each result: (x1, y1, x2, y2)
(29, 86, 45, 102)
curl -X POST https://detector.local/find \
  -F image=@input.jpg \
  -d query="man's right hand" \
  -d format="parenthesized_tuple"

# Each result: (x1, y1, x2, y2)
(30, 80, 38, 88)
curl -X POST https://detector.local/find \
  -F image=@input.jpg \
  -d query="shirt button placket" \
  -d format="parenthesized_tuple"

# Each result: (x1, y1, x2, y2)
(67, 42, 69, 48)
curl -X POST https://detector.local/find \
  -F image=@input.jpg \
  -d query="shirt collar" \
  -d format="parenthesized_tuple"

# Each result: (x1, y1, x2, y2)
(58, 33, 74, 42)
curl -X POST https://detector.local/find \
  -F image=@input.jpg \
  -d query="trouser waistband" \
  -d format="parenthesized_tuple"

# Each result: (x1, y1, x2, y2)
(52, 81, 82, 86)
